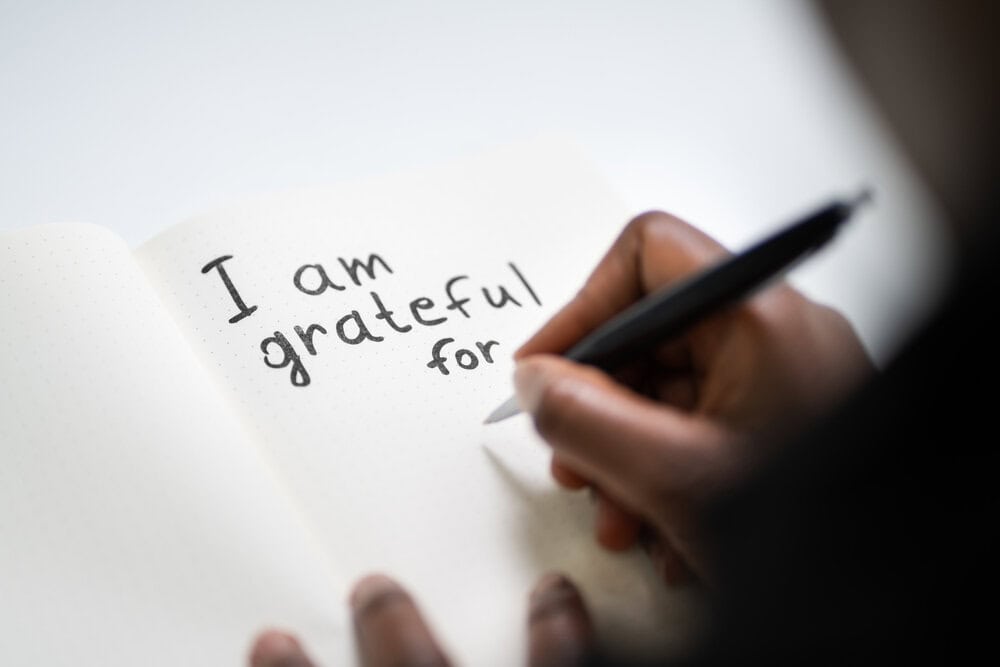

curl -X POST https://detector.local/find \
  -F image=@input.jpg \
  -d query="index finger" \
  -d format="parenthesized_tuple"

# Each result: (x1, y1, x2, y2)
(351, 574, 451, 667)
(516, 211, 728, 358)
(527, 573, 594, 667)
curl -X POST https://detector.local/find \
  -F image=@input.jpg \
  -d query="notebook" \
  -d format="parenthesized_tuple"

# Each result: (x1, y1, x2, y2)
(0, 139, 703, 666)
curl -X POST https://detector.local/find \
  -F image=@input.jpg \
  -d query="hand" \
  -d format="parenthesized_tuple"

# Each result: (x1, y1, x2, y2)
(249, 572, 595, 667)
(514, 211, 873, 583)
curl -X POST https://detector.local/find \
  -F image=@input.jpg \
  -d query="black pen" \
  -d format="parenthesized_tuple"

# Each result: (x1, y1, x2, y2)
(484, 189, 872, 424)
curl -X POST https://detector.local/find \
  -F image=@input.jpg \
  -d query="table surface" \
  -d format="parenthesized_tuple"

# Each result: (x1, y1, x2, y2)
(0, 0, 951, 364)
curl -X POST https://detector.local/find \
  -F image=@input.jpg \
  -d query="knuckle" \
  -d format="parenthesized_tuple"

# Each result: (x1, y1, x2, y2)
(626, 209, 679, 235)
(634, 210, 727, 263)
(628, 210, 690, 248)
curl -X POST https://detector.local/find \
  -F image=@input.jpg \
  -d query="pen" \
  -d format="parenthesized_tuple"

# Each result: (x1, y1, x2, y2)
(484, 189, 872, 424)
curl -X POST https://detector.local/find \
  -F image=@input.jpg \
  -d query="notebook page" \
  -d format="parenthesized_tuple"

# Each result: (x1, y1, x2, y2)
(135, 140, 706, 665)
(0, 224, 348, 666)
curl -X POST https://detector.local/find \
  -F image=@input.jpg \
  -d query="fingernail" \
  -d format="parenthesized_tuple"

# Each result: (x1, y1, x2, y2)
(250, 631, 309, 667)
(530, 572, 572, 604)
(514, 358, 549, 413)
(350, 573, 398, 610)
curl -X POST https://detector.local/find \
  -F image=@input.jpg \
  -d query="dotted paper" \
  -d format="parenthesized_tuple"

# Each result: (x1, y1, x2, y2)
(0, 224, 347, 666)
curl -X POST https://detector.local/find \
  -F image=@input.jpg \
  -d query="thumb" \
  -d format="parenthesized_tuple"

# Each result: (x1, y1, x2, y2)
(515, 355, 732, 513)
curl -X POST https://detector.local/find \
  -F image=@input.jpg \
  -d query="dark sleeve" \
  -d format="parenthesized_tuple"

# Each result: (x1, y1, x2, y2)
(691, 263, 998, 664)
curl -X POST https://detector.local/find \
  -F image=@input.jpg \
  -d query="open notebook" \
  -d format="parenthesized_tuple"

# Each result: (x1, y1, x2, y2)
(0, 140, 704, 666)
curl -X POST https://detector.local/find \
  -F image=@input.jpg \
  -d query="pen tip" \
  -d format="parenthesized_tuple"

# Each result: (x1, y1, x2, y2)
(484, 396, 522, 424)
(853, 186, 875, 209)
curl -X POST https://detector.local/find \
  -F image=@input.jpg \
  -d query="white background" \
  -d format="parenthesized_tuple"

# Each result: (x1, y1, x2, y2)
(0, 0, 951, 364)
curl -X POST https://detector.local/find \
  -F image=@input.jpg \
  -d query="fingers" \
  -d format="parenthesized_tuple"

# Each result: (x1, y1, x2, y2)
(249, 631, 315, 667)
(250, 576, 449, 667)
(593, 489, 642, 551)
(645, 537, 695, 587)
(551, 456, 588, 489)
(516, 355, 730, 513)
(351, 574, 451, 667)
(557, 455, 646, 553)
(516, 211, 729, 358)
(555, 456, 643, 551)
(556, 454, 692, 583)
(527, 573, 594, 667)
